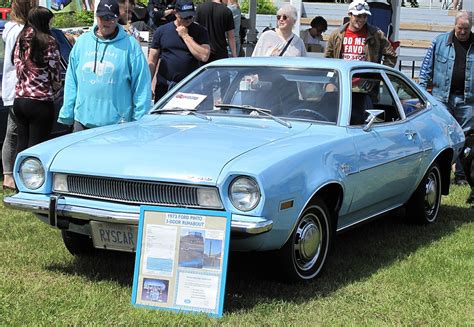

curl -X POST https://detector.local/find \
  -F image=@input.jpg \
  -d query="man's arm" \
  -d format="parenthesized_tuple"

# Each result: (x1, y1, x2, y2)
(380, 34, 398, 68)
(131, 49, 152, 121)
(419, 40, 436, 89)
(58, 45, 79, 126)
(324, 32, 336, 58)
(227, 29, 237, 57)
(148, 47, 160, 79)
(176, 25, 210, 62)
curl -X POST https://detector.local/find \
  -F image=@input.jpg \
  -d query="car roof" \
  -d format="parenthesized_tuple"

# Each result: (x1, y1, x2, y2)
(205, 57, 396, 75)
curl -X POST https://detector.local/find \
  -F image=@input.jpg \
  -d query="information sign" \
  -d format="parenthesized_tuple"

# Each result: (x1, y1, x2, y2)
(131, 206, 231, 318)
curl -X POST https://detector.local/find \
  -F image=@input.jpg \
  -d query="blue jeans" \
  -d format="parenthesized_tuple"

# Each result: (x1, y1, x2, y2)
(448, 94, 473, 135)
(1, 106, 17, 175)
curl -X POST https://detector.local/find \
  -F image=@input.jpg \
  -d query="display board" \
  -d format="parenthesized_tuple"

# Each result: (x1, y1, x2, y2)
(131, 206, 231, 318)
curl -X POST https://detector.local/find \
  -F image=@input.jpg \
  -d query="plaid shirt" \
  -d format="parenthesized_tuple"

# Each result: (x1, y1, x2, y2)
(14, 27, 62, 101)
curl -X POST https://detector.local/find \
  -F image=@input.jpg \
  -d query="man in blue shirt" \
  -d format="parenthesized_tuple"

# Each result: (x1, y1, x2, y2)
(147, 0, 210, 102)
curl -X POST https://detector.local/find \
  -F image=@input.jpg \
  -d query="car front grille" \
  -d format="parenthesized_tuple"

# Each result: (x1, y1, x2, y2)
(61, 174, 218, 208)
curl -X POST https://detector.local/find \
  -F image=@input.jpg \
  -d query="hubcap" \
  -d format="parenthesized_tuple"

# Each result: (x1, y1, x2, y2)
(424, 172, 438, 217)
(294, 214, 322, 270)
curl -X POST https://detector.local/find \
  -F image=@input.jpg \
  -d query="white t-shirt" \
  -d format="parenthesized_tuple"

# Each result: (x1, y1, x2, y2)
(252, 29, 307, 57)
(2, 22, 23, 106)
(300, 29, 326, 46)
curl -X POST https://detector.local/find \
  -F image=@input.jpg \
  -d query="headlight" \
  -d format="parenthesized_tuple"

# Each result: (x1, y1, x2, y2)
(229, 176, 260, 211)
(19, 158, 45, 190)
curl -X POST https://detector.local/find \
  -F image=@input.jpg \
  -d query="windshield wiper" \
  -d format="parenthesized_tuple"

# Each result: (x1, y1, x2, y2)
(214, 104, 292, 128)
(152, 108, 211, 121)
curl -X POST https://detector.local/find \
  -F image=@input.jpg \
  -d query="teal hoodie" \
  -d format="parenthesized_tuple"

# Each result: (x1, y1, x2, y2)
(58, 25, 151, 128)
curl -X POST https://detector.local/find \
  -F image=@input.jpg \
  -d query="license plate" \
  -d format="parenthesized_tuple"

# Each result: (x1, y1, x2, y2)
(90, 221, 138, 252)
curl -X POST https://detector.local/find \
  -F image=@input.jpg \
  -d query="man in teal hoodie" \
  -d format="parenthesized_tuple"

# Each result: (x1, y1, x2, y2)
(58, 0, 152, 131)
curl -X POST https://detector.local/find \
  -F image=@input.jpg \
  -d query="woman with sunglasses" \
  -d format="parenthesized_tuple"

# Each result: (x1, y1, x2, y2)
(252, 4, 306, 57)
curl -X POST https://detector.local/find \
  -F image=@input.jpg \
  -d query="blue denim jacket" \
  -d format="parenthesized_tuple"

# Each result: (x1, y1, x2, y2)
(419, 31, 474, 104)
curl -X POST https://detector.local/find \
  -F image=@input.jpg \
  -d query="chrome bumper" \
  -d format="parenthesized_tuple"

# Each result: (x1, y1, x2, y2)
(4, 195, 273, 235)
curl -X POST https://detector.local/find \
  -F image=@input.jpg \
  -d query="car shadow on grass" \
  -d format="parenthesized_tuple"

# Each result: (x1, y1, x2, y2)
(46, 250, 136, 287)
(44, 204, 472, 311)
(223, 204, 472, 312)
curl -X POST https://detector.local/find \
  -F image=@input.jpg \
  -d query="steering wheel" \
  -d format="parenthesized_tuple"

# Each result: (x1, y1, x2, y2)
(287, 108, 330, 122)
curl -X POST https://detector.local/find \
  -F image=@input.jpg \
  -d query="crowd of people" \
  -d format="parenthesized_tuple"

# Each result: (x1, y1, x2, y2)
(1, 0, 472, 206)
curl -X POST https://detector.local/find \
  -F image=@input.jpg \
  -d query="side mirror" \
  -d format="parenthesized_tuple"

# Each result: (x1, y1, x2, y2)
(363, 109, 385, 132)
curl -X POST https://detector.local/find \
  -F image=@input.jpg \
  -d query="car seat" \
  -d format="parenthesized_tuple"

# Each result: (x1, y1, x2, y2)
(350, 92, 374, 125)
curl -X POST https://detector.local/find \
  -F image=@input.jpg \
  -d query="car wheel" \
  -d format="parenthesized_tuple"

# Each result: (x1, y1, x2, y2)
(406, 163, 442, 224)
(61, 230, 96, 256)
(279, 199, 333, 282)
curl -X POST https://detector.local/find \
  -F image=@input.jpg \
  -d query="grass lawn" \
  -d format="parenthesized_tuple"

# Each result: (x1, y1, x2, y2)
(0, 185, 472, 325)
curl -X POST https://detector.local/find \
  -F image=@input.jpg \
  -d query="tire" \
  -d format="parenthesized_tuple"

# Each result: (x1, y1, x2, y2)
(278, 199, 333, 282)
(61, 230, 96, 256)
(406, 163, 442, 224)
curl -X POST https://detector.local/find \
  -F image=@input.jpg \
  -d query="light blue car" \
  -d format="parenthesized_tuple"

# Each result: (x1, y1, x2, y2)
(5, 58, 465, 282)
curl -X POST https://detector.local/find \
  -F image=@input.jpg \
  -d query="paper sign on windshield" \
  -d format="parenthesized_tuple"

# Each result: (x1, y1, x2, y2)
(162, 92, 207, 111)
(131, 206, 231, 318)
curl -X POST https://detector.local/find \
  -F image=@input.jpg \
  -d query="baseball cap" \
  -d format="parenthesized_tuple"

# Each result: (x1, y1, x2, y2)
(348, 1, 371, 16)
(96, 0, 120, 19)
(175, 0, 196, 18)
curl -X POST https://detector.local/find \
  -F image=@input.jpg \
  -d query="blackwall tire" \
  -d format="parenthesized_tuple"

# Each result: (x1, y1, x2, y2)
(406, 163, 442, 224)
(278, 198, 333, 282)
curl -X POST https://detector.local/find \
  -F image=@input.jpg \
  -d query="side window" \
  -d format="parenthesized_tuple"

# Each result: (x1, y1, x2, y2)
(387, 74, 427, 117)
(350, 72, 401, 126)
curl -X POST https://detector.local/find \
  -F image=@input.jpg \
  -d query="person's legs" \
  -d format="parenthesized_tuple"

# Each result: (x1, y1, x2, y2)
(461, 134, 474, 205)
(12, 98, 30, 158)
(2, 106, 18, 189)
(26, 100, 54, 147)
(454, 158, 468, 184)
(154, 82, 169, 103)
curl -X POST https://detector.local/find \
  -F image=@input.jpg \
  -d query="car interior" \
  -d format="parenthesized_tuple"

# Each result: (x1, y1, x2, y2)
(350, 72, 402, 126)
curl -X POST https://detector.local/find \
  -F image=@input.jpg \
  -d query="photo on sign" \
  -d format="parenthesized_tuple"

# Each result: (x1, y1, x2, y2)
(178, 229, 205, 269)
(203, 239, 223, 269)
(141, 278, 169, 303)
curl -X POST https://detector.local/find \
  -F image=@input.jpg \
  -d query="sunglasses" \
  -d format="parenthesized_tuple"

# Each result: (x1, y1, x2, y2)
(353, 3, 369, 11)
(276, 14, 289, 21)
(179, 13, 194, 20)
(100, 15, 117, 21)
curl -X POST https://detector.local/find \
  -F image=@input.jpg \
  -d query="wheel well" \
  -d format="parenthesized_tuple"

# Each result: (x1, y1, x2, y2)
(308, 183, 343, 225)
(434, 149, 454, 195)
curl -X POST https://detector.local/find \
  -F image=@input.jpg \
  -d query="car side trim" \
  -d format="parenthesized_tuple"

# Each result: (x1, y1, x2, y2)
(3, 196, 273, 235)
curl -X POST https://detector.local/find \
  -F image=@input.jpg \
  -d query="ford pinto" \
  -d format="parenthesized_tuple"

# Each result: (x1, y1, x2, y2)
(4, 58, 465, 282)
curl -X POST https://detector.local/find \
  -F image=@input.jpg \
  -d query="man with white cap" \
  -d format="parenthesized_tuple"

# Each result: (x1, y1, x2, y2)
(325, 0, 397, 67)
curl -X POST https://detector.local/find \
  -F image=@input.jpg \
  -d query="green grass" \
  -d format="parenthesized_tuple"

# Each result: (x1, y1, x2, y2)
(0, 185, 473, 325)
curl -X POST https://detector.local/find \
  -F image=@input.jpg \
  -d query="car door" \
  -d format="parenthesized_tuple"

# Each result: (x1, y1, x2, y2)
(344, 70, 424, 220)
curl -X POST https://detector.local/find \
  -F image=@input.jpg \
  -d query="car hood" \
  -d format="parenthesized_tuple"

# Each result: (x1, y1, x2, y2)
(50, 116, 310, 185)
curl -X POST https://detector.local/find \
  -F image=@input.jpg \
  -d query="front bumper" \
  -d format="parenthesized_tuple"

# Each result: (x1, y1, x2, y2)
(4, 194, 273, 235)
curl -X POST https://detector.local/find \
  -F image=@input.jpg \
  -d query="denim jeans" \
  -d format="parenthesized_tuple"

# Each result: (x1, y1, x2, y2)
(1, 106, 17, 175)
(448, 94, 473, 135)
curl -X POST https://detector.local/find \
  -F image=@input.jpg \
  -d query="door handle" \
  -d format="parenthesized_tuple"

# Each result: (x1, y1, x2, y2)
(405, 130, 417, 140)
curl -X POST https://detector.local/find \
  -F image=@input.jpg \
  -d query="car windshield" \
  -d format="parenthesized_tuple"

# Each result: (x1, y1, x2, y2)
(153, 67, 340, 123)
